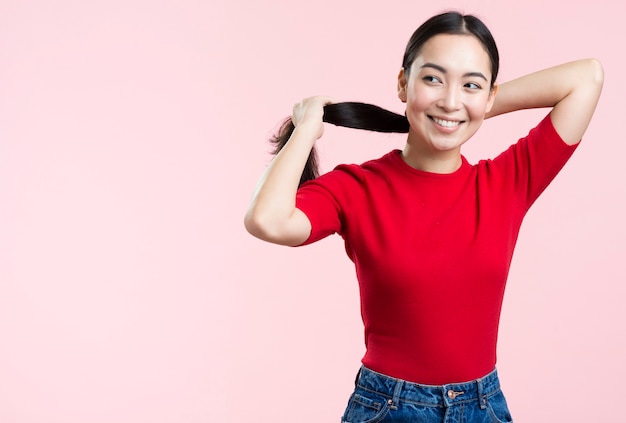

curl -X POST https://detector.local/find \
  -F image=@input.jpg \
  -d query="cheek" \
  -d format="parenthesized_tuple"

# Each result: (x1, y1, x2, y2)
(467, 96, 492, 119)
(406, 90, 432, 114)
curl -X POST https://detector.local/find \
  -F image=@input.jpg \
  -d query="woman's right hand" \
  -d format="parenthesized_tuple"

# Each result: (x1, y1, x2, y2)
(291, 96, 335, 140)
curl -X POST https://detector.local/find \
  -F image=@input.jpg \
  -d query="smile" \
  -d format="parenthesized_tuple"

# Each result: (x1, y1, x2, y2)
(430, 117, 463, 128)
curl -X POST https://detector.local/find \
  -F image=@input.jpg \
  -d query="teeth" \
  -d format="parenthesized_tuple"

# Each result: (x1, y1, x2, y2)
(432, 117, 461, 128)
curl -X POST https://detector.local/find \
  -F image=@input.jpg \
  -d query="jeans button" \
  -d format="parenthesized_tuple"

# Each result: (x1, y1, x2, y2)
(447, 390, 464, 399)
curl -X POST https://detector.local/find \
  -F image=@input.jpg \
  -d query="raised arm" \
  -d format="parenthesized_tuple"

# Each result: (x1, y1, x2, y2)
(244, 96, 334, 246)
(487, 59, 604, 145)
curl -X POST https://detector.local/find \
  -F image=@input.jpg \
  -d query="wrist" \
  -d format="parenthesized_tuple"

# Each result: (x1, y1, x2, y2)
(293, 121, 324, 141)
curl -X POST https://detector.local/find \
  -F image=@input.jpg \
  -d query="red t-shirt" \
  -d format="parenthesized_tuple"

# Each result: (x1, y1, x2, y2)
(295, 114, 578, 384)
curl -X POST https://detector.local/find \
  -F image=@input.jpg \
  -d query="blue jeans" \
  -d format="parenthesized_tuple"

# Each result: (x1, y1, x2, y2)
(341, 366, 513, 423)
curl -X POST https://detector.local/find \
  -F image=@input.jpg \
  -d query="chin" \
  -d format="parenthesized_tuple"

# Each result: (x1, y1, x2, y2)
(429, 135, 469, 151)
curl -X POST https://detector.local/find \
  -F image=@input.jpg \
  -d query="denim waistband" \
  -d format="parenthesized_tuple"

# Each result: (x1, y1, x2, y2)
(356, 366, 502, 409)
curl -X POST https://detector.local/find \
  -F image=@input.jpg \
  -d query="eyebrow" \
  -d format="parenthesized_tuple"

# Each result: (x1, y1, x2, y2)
(420, 62, 488, 82)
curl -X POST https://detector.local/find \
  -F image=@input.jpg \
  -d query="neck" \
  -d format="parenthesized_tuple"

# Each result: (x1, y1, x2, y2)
(401, 143, 463, 174)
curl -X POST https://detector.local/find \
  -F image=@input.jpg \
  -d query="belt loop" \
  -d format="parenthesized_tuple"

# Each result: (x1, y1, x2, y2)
(389, 379, 404, 410)
(476, 377, 486, 410)
(354, 367, 362, 387)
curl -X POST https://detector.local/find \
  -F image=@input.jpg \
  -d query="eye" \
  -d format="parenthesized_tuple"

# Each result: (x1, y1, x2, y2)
(423, 75, 441, 84)
(464, 82, 482, 90)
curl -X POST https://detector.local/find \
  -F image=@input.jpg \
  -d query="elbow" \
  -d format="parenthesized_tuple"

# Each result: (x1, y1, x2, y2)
(244, 208, 267, 240)
(584, 58, 604, 108)
(244, 206, 307, 246)
(243, 207, 286, 243)
(586, 58, 604, 88)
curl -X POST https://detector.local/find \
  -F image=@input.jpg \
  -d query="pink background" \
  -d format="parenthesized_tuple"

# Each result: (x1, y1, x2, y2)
(0, 1, 624, 422)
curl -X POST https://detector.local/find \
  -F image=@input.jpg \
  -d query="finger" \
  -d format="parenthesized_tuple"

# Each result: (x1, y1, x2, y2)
(319, 95, 336, 105)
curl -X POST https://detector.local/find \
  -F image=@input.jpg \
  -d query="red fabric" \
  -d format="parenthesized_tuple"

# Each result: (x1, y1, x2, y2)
(295, 114, 578, 384)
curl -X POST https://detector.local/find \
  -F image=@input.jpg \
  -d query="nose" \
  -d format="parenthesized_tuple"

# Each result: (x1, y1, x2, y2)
(439, 85, 462, 111)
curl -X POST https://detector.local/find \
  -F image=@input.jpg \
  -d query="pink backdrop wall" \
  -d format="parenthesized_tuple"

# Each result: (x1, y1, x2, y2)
(1, 1, 624, 422)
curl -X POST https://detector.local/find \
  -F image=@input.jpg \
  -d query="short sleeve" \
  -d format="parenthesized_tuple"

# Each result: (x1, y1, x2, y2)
(295, 164, 364, 246)
(491, 113, 579, 210)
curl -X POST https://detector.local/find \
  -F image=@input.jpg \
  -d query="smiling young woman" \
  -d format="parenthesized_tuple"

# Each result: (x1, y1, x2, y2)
(244, 11, 603, 423)
(399, 33, 498, 173)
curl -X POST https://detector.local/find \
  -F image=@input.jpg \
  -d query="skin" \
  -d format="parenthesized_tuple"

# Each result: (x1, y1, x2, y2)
(244, 34, 603, 246)
(397, 34, 497, 174)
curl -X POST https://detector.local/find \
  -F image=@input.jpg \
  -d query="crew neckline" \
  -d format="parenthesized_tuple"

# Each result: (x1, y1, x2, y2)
(389, 149, 472, 179)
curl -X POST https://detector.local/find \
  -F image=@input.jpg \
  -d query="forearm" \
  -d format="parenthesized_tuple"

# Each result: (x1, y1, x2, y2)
(244, 124, 317, 245)
(487, 59, 602, 117)
(487, 59, 603, 144)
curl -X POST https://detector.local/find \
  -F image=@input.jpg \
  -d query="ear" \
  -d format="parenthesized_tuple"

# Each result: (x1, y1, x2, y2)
(397, 68, 407, 103)
(484, 84, 498, 114)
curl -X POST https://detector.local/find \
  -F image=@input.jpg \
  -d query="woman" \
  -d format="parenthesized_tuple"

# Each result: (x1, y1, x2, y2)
(244, 11, 603, 423)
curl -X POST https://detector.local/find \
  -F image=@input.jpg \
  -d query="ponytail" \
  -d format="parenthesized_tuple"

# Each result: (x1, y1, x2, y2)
(270, 102, 409, 187)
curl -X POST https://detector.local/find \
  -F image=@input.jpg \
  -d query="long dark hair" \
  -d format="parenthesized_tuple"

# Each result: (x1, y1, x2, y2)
(271, 11, 499, 186)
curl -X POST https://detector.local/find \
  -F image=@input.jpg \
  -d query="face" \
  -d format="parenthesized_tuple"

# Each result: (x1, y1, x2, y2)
(398, 34, 497, 156)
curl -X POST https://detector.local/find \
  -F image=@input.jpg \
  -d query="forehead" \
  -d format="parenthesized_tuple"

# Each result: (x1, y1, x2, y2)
(410, 34, 492, 76)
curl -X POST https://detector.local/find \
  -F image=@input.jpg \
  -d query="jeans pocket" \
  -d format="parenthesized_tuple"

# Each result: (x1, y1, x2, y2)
(341, 391, 390, 423)
(485, 390, 513, 423)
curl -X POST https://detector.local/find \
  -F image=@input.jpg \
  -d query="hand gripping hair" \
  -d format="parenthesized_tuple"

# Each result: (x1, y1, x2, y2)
(271, 102, 409, 186)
